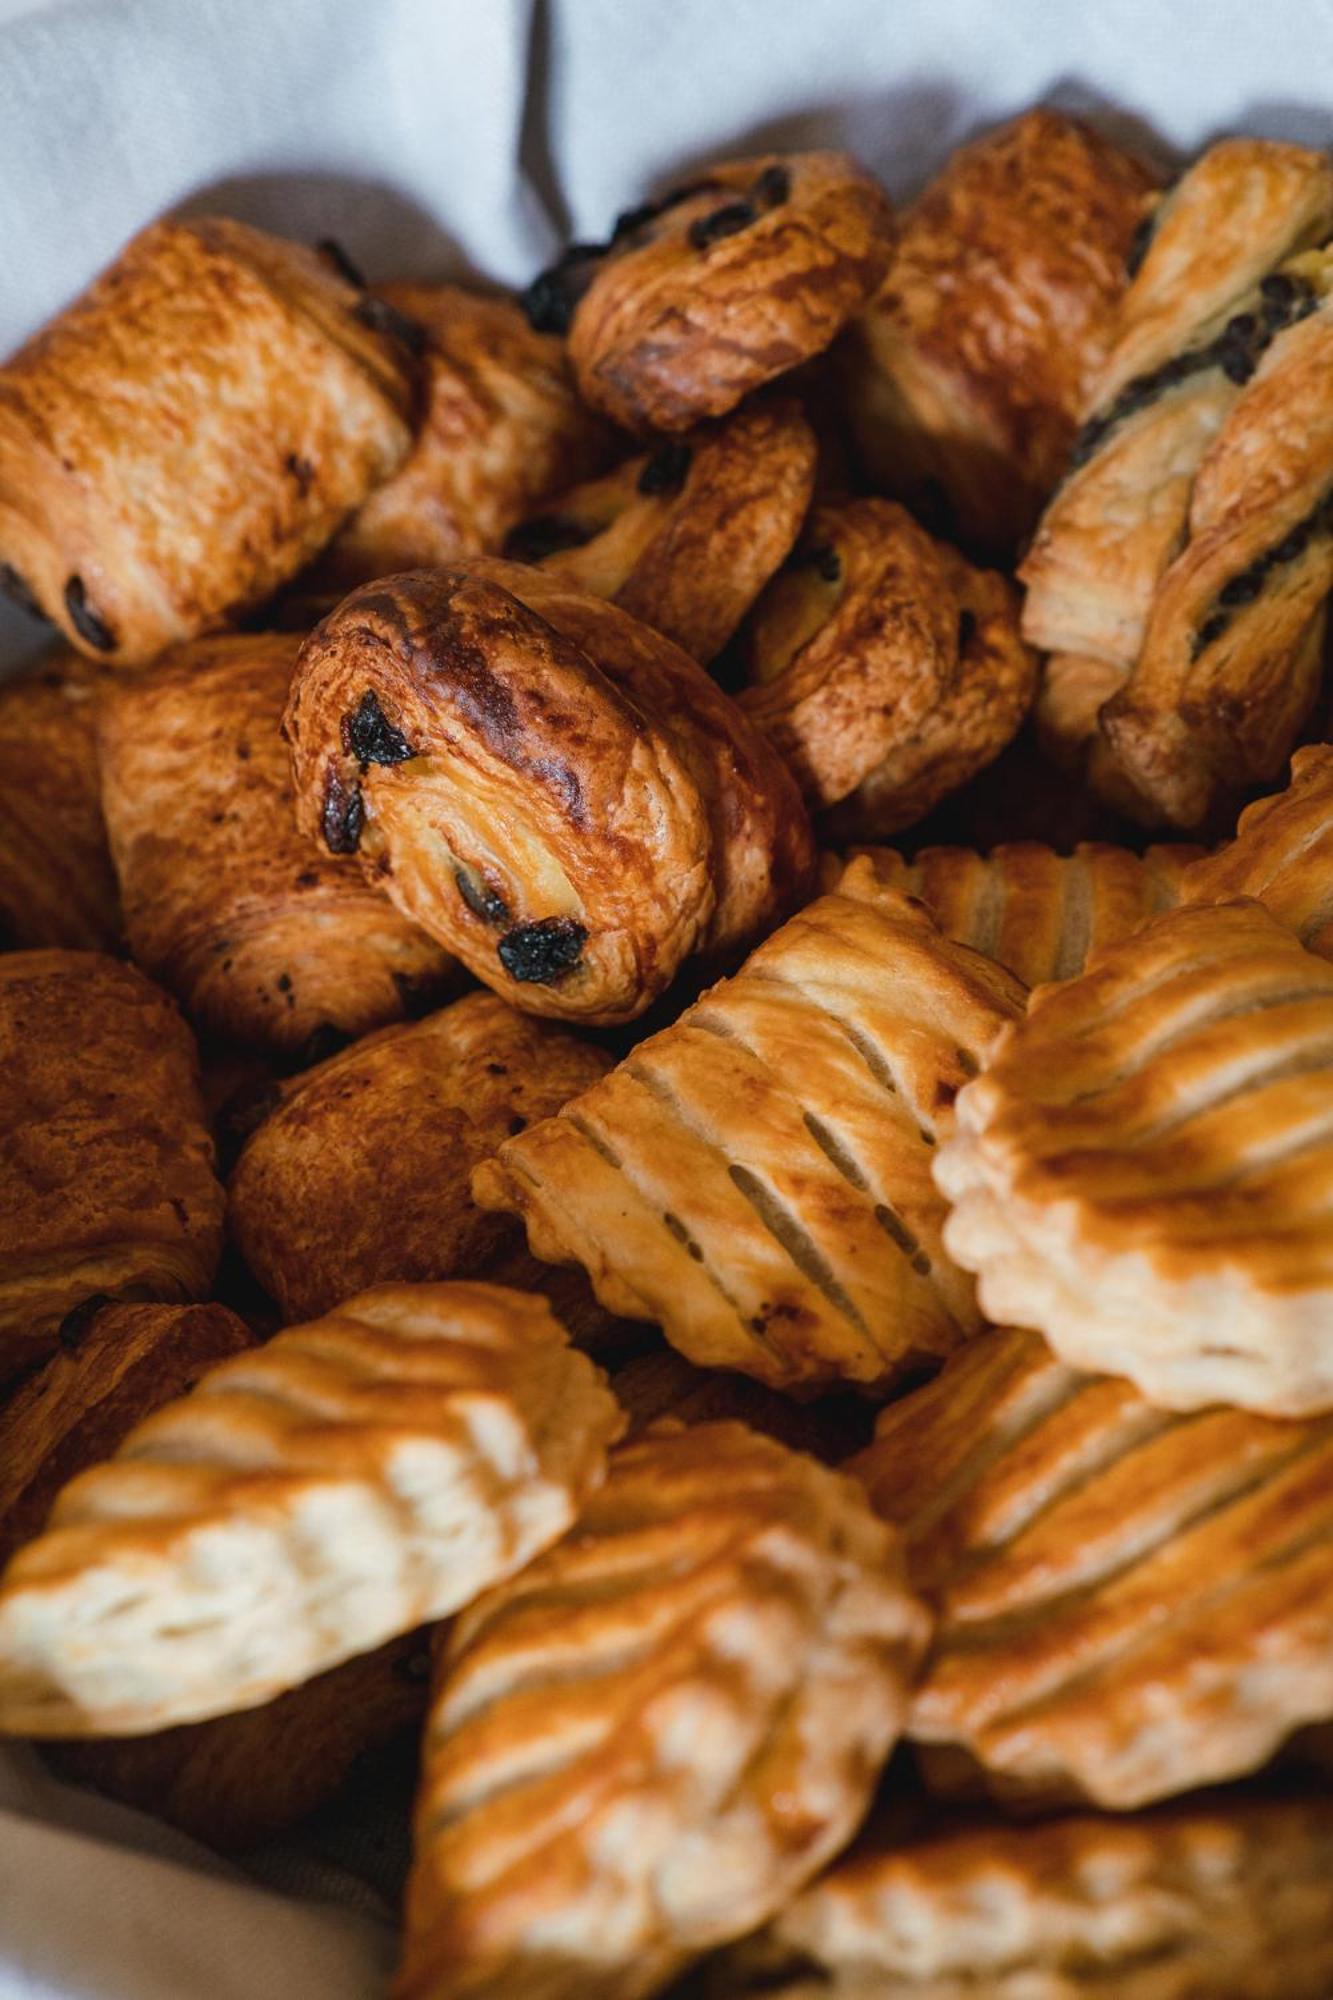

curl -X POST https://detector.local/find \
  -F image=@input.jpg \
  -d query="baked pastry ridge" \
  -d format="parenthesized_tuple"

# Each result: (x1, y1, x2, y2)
(1180, 742, 1333, 956)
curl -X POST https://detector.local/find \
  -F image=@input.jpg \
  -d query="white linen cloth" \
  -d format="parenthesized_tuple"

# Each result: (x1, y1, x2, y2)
(0, 0, 1330, 1989)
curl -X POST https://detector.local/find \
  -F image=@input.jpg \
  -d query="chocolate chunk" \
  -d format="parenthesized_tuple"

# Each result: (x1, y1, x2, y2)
(1273, 520, 1313, 563)
(454, 865, 511, 926)
(0, 563, 45, 622)
(636, 441, 693, 497)
(1191, 610, 1231, 658)
(752, 163, 791, 208)
(688, 200, 757, 250)
(497, 916, 587, 984)
(316, 237, 366, 289)
(56, 1293, 117, 1352)
(1219, 570, 1264, 606)
(63, 575, 116, 652)
(503, 513, 595, 562)
(352, 296, 427, 357)
(521, 243, 603, 336)
(322, 768, 364, 854)
(343, 688, 415, 767)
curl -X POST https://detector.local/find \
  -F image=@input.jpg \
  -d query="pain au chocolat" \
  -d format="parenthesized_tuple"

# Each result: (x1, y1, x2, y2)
(0, 219, 418, 666)
(0, 648, 119, 951)
(97, 629, 456, 1054)
(851, 1326, 1333, 1810)
(504, 395, 816, 664)
(936, 898, 1333, 1414)
(740, 498, 1037, 834)
(839, 110, 1156, 558)
(472, 862, 1023, 1393)
(528, 152, 895, 434)
(284, 560, 813, 1024)
(0, 951, 224, 1388)
(228, 990, 612, 1320)
(395, 1420, 928, 2000)
(0, 1283, 622, 1736)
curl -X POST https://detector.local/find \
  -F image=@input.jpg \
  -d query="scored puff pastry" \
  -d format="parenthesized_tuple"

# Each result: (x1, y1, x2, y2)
(284, 560, 814, 1024)
(528, 152, 895, 433)
(395, 1420, 929, 2000)
(740, 498, 1037, 831)
(472, 864, 1024, 1392)
(1181, 742, 1333, 955)
(935, 898, 1333, 1414)
(0, 219, 417, 666)
(505, 395, 816, 663)
(839, 110, 1156, 557)
(0, 648, 120, 951)
(97, 629, 457, 1054)
(0, 950, 224, 1388)
(228, 989, 613, 1320)
(851, 1325, 1333, 1809)
(0, 1282, 623, 1736)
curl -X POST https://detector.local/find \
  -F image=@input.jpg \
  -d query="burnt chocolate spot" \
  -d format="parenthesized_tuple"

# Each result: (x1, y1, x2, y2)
(611, 178, 720, 244)
(63, 575, 116, 652)
(343, 688, 415, 767)
(295, 869, 320, 889)
(276, 972, 293, 993)
(521, 243, 603, 336)
(497, 916, 587, 984)
(0, 563, 45, 622)
(1191, 610, 1231, 657)
(637, 441, 692, 497)
(317, 237, 366, 288)
(454, 865, 511, 926)
(503, 513, 596, 563)
(752, 163, 791, 208)
(322, 768, 365, 854)
(688, 200, 757, 250)
(352, 296, 427, 357)
(285, 453, 315, 497)
(56, 1293, 116, 1352)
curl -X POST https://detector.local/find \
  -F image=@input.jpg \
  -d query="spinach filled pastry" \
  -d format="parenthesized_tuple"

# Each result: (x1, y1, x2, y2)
(98, 629, 457, 1053)
(0, 219, 418, 666)
(526, 152, 895, 432)
(0, 951, 224, 1388)
(284, 561, 814, 1024)
(0, 648, 119, 951)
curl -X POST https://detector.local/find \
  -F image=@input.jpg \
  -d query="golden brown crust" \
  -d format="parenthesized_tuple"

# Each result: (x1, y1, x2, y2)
(472, 866, 1023, 1392)
(935, 899, 1333, 1414)
(0, 1301, 252, 1567)
(97, 628, 457, 1052)
(852, 1326, 1333, 1809)
(396, 1421, 928, 2000)
(741, 499, 1036, 825)
(228, 989, 613, 1320)
(284, 561, 814, 1024)
(319, 282, 612, 586)
(837, 839, 1202, 988)
(0, 1281, 623, 1735)
(559, 152, 895, 432)
(506, 395, 816, 662)
(0, 219, 417, 665)
(721, 1789, 1333, 1999)
(0, 649, 120, 951)
(0, 950, 224, 1388)
(1181, 743, 1333, 955)
(840, 111, 1156, 556)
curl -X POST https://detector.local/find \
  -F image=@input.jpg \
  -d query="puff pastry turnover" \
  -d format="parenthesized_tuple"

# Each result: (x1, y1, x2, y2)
(1181, 743, 1333, 956)
(98, 630, 458, 1052)
(851, 1325, 1333, 1808)
(0, 649, 119, 952)
(229, 990, 613, 1320)
(472, 865, 1024, 1391)
(530, 151, 894, 433)
(396, 1420, 928, 2000)
(505, 395, 815, 663)
(0, 219, 417, 665)
(935, 898, 1333, 1413)
(0, 1282, 622, 1736)
(0, 950, 224, 1388)
(284, 561, 813, 1023)
(741, 498, 1037, 830)
(839, 110, 1155, 557)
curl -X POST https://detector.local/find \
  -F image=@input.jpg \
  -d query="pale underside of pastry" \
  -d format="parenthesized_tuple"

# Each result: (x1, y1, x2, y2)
(396, 1420, 929, 2000)
(473, 864, 1024, 1392)
(850, 1325, 1333, 1810)
(935, 897, 1333, 1414)
(0, 1283, 623, 1736)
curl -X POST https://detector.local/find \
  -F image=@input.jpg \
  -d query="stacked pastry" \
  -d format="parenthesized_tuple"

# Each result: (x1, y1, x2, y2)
(0, 105, 1332, 2000)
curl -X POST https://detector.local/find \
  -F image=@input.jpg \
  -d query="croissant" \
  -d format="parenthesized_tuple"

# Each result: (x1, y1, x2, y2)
(0, 219, 417, 666)
(839, 110, 1156, 557)
(229, 990, 613, 1320)
(526, 152, 895, 433)
(97, 629, 457, 1052)
(472, 864, 1023, 1392)
(0, 648, 119, 951)
(740, 499, 1036, 830)
(0, 951, 224, 1388)
(318, 282, 612, 587)
(284, 561, 814, 1023)
(504, 395, 816, 662)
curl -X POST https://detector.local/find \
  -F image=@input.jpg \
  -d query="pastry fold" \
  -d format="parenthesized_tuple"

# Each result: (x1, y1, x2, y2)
(0, 219, 417, 665)
(284, 561, 814, 1023)
(0, 649, 119, 951)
